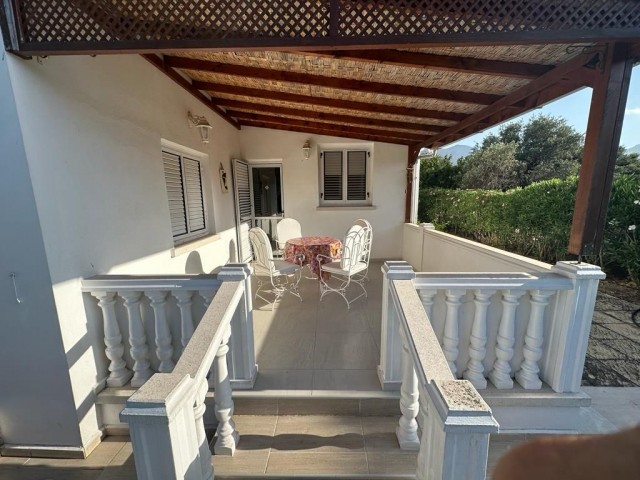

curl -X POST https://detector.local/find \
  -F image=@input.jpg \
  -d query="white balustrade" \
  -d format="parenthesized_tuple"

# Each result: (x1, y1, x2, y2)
(121, 267, 251, 480)
(489, 289, 525, 389)
(82, 269, 256, 391)
(396, 327, 420, 450)
(462, 290, 495, 389)
(443, 289, 465, 376)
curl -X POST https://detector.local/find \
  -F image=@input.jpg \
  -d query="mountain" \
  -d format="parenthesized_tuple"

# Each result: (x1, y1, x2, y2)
(628, 144, 640, 155)
(438, 144, 473, 163)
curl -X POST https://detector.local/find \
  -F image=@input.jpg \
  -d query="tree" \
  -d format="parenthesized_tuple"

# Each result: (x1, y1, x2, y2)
(615, 146, 640, 176)
(460, 142, 523, 190)
(419, 154, 461, 189)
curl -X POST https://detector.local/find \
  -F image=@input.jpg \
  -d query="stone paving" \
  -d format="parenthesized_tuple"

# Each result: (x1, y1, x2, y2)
(583, 290, 640, 387)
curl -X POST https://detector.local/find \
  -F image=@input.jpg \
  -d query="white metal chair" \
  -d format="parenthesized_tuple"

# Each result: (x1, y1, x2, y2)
(317, 220, 372, 308)
(249, 227, 304, 310)
(274, 218, 302, 257)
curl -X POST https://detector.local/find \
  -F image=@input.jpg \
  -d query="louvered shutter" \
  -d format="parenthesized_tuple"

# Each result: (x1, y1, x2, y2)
(163, 152, 188, 237)
(347, 151, 367, 201)
(183, 157, 206, 233)
(323, 151, 343, 201)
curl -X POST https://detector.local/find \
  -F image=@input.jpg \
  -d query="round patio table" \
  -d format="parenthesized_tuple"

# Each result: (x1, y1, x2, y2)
(284, 236, 342, 279)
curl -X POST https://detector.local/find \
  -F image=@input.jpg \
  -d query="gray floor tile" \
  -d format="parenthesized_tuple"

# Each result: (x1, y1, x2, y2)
(367, 451, 418, 474)
(254, 369, 313, 392)
(0, 467, 103, 480)
(233, 416, 277, 452)
(312, 369, 380, 391)
(314, 333, 379, 370)
(257, 332, 316, 369)
(266, 452, 368, 475)
(212, 450, 269, 475)
(273, 415, 364, 453)
(26, 439, 126, 469)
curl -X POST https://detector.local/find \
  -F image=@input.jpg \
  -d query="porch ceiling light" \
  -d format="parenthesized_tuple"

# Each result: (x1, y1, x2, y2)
(188, 111, 213, 144)
(302, 139, 311, 161)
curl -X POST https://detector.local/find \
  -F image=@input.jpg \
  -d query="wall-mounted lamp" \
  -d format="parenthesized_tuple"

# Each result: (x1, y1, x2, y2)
(188, 111, 213, 144)
(302, 139, 311, 161)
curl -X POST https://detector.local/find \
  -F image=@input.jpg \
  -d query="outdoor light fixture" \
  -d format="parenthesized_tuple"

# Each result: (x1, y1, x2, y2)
(302, 139, 311, 160)
(188, 111, 213, 144)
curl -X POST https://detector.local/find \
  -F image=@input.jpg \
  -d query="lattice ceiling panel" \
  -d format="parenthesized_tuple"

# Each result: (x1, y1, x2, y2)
(9, 0, 640, 51)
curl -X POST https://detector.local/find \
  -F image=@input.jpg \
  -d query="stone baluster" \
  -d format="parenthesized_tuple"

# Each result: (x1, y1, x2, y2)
(396, 327, 420, 450)
(489, 290, 525, 389)
(193, 377, 214, 479)
(516, 290, 554, 389)
(443, 289, 466, 376)
(213, 324, 239, 455)
(121, 291, 152, 387)
(414, 384, 430, 480)
(174, 290, 195, 354)
(91, 291, 132, 387)
(200, 289, 217, 388)
(146, 290, 175, 373)
(463, 289, 496, 389)
(418, 289, 437, 320)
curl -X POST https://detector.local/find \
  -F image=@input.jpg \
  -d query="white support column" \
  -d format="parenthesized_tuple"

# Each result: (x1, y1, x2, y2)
(489, 289, 525, 389)
(516, 290, 554, 390)
(443, 289, 465, 377)
(199, 289, 217, 389)
(378, 261, 416, 390)
(146, 290, 175, 373)
(193, 378, 213, 480)
(416, 380, 499, 480)
(121, 291, 152, 388)
(174, 290, 195, 355)
(544, 262, 605, 393)
(92, 291, 132, 387)
(463, 290, 495, 389)
(396, 327, 420, 450)
(218, 264, 258, 390)
(214, 324, 239, 456)
(120, 374, 202, 480)
(418, 289, 437, 320)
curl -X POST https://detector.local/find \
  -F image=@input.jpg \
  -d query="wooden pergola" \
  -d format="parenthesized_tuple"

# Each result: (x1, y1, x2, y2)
(2, 0, 639, 256)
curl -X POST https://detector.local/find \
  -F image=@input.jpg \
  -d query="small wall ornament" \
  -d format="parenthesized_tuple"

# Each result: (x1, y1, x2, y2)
(219, 163, 229, 193)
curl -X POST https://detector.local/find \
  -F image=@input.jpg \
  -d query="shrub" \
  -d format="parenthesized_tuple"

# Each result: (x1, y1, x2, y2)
(418, 175, 640, 286)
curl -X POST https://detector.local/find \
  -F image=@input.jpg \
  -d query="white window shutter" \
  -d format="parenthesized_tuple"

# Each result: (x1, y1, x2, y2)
(347, 150, 367, 201)
(323, 151, 343, 201)
(163, 152, 188, 237)
(183, 157, 206, 233)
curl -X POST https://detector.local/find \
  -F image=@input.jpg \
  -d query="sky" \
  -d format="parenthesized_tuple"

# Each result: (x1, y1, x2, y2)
(449, 65, 640, 150)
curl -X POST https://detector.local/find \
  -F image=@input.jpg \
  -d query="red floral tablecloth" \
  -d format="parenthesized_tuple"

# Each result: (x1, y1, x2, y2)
(284, 236, 342, 278)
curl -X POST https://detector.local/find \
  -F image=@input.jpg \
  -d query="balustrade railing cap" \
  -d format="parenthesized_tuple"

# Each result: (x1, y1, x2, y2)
(552, 261, 606, 280)
(121, 373, 194, 423)
(382, 261, 415, 280)
(420, 223, 436, 230)
(217, 264, 253, 281)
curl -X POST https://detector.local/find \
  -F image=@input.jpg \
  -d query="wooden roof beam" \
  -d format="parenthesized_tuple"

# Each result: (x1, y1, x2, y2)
(241, 120, 414, 146)
(142, 54, 240, 130)
(165, 56, 501, 106)
(219, 102, 444, 133)
(302, 49, 554, 79)
(195, 82, 467, 123)
(233, 111, 427, 143)
(420, 47, 605, 148)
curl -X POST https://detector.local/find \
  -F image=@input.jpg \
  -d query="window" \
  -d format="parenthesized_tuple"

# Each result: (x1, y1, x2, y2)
(320, 148, 371, 206)
(162, 149, 208, 244)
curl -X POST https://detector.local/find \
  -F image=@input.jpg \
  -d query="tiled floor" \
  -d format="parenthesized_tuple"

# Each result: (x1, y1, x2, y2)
(251, 261, 384, 393)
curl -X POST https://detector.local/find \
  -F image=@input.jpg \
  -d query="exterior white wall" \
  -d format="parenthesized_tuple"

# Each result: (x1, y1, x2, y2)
(7, 54, 241, 449)
(240, 127, 407, 259)
(0, 55, 81, 448)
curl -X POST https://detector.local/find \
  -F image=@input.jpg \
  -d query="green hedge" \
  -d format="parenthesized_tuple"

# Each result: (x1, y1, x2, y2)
(419, 175, 640, 285)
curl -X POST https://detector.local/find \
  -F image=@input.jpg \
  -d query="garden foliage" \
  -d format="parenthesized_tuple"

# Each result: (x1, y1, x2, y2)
(419, 175, 640, 286)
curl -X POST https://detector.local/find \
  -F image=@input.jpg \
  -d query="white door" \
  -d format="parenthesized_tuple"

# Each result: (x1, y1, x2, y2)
(232, 159, 253, 263)
(250, 164, 284, 246)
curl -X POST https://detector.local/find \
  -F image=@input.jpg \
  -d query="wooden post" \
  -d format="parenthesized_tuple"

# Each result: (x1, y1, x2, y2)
(405, 146, 420, 223)
(569, 43, 634, 255)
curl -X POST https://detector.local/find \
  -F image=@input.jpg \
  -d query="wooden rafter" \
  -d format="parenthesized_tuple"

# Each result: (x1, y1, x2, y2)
(234, 112, 426, 143)
(420, 48, 605, 148)
(302, 50, 554, 79)
(195, 82, 466, 123)
(142, 55, 240, 130)
(241, 120, 414, 146)
(164, 56, 501, 105)
(217, 99, 445, 133)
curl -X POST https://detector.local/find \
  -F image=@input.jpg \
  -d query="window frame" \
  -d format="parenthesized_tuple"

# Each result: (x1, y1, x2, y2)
(318, 146, 372, 207)
(161, 142, 211, 246)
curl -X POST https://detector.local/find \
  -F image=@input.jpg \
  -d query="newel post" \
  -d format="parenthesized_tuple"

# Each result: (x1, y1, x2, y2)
(121, 374, 202, 480)
(544, 261, 605, 393)
(218, 264, 258, 389)
(378, 261, 415, 390)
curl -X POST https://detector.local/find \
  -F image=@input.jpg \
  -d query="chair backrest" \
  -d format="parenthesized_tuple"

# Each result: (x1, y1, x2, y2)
(249, 227, 275, 274)
(276, 218, 302, 249)
(341, 223, 369, 271)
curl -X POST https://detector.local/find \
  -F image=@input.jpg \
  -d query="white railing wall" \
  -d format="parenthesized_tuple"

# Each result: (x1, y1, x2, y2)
(387, 263, 499, 480)
(119, 265, 252, 480)
(82, 265, 257, 390)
